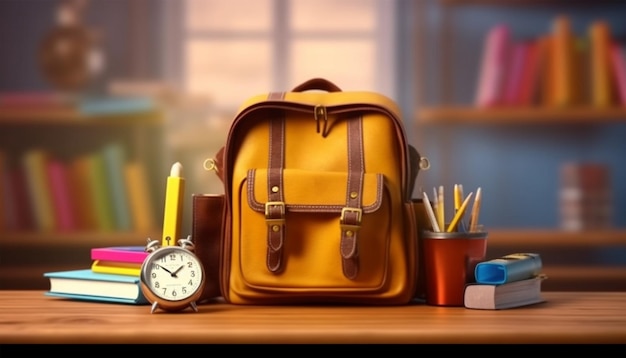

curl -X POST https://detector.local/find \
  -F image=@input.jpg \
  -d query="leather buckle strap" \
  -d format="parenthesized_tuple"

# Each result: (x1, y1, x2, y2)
(265, 201, 286, 229)
(340, 207, 362, 232)
(341, 115, 364, 280)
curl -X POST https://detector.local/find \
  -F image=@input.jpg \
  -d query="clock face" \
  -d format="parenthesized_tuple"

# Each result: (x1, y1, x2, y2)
(141, 247, 204, 302)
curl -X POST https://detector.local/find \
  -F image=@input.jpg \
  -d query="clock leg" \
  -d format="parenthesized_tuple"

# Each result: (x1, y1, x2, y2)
(190, 301, 198, 312)
(150, 301, 159, 314)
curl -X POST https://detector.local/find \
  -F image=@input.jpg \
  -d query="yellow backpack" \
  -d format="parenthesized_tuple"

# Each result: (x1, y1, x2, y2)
(210, 78, 427, 304)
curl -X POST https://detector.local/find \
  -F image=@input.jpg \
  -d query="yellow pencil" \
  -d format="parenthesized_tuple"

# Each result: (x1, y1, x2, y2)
(457, 184, 467, 231)
(469, 187, 482, 232)
(446, 192, 473, 232)
(162, 162, 185, 246)
(437, 185, 445, 231)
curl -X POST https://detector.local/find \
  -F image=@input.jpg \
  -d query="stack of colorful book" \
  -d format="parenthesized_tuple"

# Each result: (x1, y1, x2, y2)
(463, 253, 547, 310)
(44, 246, 149, 304)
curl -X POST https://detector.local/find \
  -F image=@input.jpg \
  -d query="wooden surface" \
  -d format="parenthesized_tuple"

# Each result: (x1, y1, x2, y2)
(0, 291, 624, 344)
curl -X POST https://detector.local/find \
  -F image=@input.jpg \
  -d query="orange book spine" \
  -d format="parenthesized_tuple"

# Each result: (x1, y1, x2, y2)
(68, 155, 99, 231)
(589, 21, 614, 107)
(551, 16, 575, 107)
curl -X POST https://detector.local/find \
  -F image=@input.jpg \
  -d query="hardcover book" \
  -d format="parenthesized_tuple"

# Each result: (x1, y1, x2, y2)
(475, 24, 511, 108)
(101, 142, 132, 231)
(91, 246, 148, 264)
(87, 152, 115, 231)
(44, 269, 148, 305)
(22, 149, 55, 231)
(46, 157, 76, 231)
(91, 260, 142, 276)
(464, 275, 546, 310)
(68, 154, 99, 230)
(124, 161, 156, 231)
(589, 21, 614, 107)
(611, 42, 626, 106)
(78, 96, 155, 116)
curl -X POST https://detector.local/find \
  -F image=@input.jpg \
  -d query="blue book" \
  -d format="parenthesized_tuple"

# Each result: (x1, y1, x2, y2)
(78, 96, 155, 116)
(44, 269, 148, 305)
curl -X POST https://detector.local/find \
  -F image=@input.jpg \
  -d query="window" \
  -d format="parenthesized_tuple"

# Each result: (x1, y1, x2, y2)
(167, 0, 397, 112)
(159, 0, 402, 203)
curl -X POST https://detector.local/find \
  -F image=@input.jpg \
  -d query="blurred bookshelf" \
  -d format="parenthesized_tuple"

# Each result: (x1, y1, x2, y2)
(0, 106, 165, 289)
(413, 1, 626, 291)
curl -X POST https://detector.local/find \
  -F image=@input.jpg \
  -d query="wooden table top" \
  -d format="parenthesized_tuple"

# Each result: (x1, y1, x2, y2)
(0, 290, 625, 344)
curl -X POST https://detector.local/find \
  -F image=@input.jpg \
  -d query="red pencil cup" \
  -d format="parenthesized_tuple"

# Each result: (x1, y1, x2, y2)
(422, 230, 488, 306)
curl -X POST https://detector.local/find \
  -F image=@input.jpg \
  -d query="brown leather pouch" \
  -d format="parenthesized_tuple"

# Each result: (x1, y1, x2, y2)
(192, 193, 224, 303)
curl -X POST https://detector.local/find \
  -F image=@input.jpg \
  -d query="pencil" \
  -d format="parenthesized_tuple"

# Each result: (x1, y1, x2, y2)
(469, 187, 482, 232)
(457, 184, 467, 231)
(422, 192, 440, 232)
(437, 185, 445, 231)
(446, 192, 473, 232)
(162, 162, 185, 246)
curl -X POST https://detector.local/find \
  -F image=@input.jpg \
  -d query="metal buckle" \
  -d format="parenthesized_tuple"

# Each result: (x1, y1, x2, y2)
(265, 201, 286, 225)
(340, 207, 362, 231)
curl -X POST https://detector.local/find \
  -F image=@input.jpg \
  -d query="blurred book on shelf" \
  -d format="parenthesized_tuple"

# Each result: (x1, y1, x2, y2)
(0, 145, 156, 234)
(559, 162, 612, 231)
(474, 16, 626, 109)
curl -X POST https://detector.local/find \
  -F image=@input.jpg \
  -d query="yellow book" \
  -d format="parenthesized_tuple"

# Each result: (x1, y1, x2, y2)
(589, 20, 614, 107)
(91, 260, 141, 277)
(22, 149, 56, 231)
(124, 161, 156, 232)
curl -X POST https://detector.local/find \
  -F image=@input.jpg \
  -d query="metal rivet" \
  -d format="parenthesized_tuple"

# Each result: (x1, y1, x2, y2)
(346, 230, 353, 237)
(272, 186, 279, 193)
(350, 192, 358, 199)
(272, 225, 280, 232)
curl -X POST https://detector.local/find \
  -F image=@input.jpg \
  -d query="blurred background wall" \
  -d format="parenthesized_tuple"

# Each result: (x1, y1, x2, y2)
(1, 0, 624, 231)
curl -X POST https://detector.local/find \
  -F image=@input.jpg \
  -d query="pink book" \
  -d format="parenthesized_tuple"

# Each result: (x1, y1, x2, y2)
(504, 41, 529, 106)
(47, 158, 76, 231)
(91, 246, 149, 264)
(610, 43, 626, 106)
(9, 166, 34, 230)
(475, 24, 511, 108)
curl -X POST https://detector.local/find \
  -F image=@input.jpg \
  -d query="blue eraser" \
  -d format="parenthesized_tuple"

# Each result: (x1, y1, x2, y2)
(475, 253, 542, 284)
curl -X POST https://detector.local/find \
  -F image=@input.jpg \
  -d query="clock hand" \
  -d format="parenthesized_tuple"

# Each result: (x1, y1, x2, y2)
(159, 266, 174, 275)
(171, 265, 184, 277)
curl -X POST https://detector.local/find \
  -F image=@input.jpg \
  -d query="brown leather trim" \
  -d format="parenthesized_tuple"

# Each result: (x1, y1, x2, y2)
(340, 116, 364, 280)
(246, 169, 383, 214)
(291, 78, 342, 93)
(266, 110, 286, 273)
